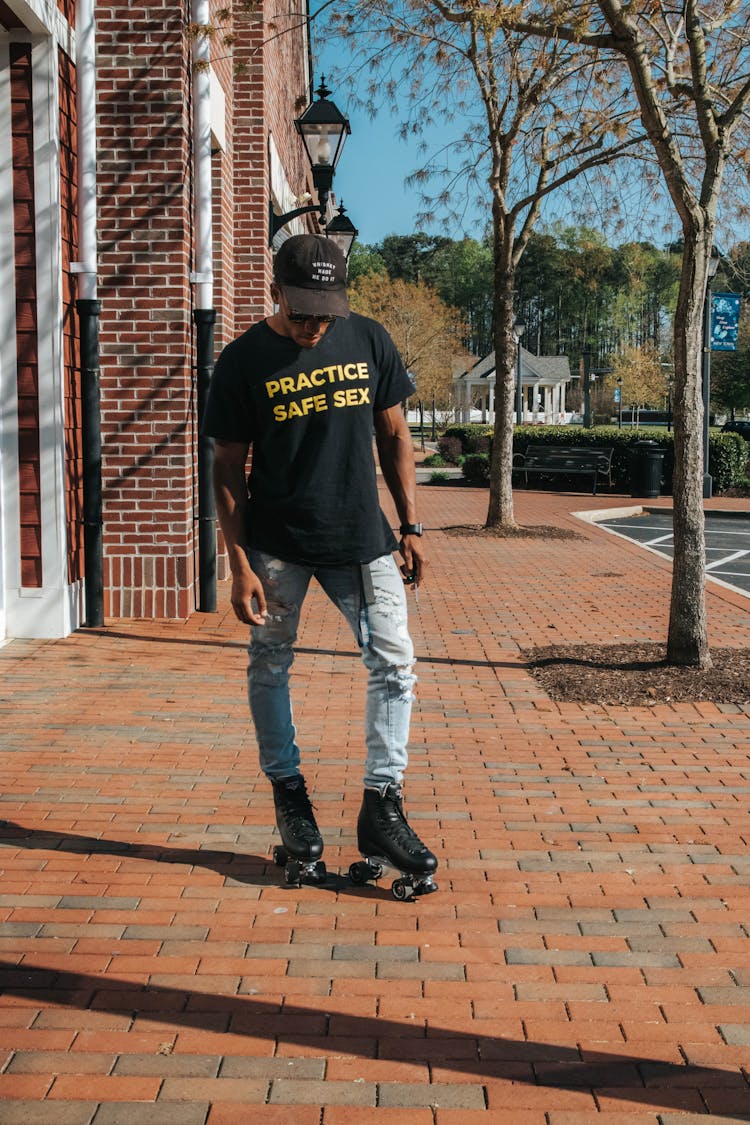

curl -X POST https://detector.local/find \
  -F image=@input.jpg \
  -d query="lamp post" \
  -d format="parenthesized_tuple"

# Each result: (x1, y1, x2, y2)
(702, 250, 720, 498)
(581, 346, 592, 428)
(268, 77, 353, 245)
(514, 318, 526, 426)
(616, 376, 623, 429)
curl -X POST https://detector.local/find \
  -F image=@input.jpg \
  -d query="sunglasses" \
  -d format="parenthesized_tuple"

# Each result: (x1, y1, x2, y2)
(286, 309, 337, 325)
(278, 288, 336, 325)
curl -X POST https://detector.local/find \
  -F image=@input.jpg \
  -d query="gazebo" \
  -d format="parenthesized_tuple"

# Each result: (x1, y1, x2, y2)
(453, 347, 572, 425)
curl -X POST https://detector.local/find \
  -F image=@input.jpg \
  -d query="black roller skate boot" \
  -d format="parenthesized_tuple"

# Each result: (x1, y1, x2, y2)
(349, 784, 438, 900)
(271, 775, 326, 886)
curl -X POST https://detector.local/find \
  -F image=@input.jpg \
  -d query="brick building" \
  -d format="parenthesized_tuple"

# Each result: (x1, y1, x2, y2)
(0, 0, 315, 638)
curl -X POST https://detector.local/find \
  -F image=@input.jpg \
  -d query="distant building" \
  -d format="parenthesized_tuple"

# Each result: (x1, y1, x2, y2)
(1, 0, 313, 639)
(454, 348, 572, 425)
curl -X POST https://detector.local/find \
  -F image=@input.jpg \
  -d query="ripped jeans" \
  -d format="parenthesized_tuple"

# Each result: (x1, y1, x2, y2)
(245, 550, 416, 789)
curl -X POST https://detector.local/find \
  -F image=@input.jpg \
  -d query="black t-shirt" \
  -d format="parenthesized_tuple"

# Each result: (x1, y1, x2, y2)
(203, 312, 413, 566)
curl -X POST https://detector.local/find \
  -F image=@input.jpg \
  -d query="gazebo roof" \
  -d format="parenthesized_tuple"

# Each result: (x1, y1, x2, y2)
(456, 347, 571, 384)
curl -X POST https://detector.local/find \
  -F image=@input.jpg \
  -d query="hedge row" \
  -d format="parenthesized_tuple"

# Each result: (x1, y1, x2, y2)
(439, 424, 748, 493)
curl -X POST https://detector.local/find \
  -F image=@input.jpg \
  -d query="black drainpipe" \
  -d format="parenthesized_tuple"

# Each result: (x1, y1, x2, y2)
(77, 297, 104, 627)
(194, 307, 217, 612)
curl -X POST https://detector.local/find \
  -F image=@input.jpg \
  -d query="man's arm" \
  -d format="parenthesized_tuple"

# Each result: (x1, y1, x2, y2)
(374, 404, 428, 585)
(213, 440, 267, 625)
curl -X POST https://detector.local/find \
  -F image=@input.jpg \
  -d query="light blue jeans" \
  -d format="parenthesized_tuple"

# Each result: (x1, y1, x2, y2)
(245, 550, 416, 789)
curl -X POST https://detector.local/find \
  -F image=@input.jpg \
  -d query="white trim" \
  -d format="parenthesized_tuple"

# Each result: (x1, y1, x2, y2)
(74, 0, 95, 298)
(1, 1, 75, 57)
(31, 35, 80, 635)
(209, 66, 225, 153)
(268, 132, 307, 247)
(0, 39, 21, 641)
(1, 30, 81, 637)
(191, 0, 213, 308)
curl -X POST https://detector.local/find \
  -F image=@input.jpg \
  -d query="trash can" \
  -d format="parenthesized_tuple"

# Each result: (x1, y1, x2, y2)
(630, 440, 665, 498)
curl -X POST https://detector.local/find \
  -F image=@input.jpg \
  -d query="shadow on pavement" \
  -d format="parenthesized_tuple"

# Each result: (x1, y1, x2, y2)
(0, 960, 746, 1114)
(0, 822, 397, 899)
(77, 629, 522, 670)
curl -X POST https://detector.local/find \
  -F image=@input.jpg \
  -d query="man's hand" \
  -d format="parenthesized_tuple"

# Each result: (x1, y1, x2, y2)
(399, 531, 428, 587)
(230, 565, 268, 626)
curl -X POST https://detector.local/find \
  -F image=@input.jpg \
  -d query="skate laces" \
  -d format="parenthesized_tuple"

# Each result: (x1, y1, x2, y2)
(275, 778, 318, 836)
(381, 787, 430, 855)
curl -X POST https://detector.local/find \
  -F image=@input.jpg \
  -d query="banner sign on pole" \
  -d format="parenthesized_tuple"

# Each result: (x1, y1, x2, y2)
(711, 292, 741, 352)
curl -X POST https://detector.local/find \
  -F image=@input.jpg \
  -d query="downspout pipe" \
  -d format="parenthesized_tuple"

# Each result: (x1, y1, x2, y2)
(72, 0, 104, 627)
(190, 0, 217, 612)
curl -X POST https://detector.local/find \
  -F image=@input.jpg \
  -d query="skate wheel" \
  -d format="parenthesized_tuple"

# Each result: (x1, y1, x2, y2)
(310, 860, 327, 884)
(272, 845, 288, 867)
(284, 860, 302, 885)
(416, 879, 438, 896)
(392, 878, 413, 901)
(349, 861, 369, 885)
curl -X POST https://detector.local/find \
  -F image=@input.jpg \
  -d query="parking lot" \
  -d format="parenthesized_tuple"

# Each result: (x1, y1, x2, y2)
(595, 509, 750, 597)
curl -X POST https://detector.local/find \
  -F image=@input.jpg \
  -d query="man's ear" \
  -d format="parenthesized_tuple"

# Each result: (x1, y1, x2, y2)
(270, 282, 281, 304)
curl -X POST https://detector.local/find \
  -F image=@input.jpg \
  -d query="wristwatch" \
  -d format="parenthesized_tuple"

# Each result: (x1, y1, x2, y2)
(399, 522, 423, 537)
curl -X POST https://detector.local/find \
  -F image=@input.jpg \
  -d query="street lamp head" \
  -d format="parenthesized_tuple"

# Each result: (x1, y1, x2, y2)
(295, 77, 352, 215)
(325, 201, 358, 261)
(270, 78, 353, 245)
(513, 318, 526, 337)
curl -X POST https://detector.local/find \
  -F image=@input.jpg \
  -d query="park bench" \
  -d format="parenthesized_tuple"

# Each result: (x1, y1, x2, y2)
(512, 444, 614, 495)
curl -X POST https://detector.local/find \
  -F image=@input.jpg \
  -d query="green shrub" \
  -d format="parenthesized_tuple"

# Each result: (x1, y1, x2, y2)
(429, 470, 451, 484)
(461, 452, 491, 485)
(710, 431, 747, 492)
(441, 424, 494, 455)
(509, 425, 747, 494)
(422, 453, 445, 467)
(436, 434, 463, 463)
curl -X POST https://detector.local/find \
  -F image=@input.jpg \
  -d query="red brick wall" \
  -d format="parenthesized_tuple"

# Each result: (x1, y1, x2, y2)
(59, 47, 83, 585)
(96, 2, 195, 619)
(232, 0, 311, 332)
(10, 43, 42, 588)
(58, 0, 75, 24)
(88, 0, 310, 619)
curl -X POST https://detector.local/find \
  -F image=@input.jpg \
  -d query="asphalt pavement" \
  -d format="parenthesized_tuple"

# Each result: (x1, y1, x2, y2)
(595, 508, 750, 598)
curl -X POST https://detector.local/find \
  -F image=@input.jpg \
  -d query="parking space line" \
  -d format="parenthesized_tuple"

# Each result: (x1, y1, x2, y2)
(705, 549, 750, 572)
(644, 532, 674, 546)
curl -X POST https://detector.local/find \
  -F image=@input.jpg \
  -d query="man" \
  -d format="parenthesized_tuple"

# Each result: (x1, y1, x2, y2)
(203, 233, 437, 896)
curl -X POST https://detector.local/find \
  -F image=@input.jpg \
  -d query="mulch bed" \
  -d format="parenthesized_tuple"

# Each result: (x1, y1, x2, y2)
(443, 524, 584, 541)
(525, 642, 750, 706)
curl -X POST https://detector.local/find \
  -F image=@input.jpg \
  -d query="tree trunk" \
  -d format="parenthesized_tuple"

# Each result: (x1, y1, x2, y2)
(486, 210, 517, 528)
(667, 228, 712, 669)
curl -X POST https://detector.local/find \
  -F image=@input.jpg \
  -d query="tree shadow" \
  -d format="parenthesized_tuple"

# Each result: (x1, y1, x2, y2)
(0, 821, 361, 897)
(0, 960, 746, 1114)
(79, 629, 521, 671)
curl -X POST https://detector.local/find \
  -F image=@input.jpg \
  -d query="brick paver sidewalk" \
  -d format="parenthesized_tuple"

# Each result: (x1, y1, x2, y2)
(1, 483, 749, 1124)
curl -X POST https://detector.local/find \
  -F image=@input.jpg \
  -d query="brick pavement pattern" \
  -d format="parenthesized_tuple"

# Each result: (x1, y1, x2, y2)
(1, 483, 749, 1124)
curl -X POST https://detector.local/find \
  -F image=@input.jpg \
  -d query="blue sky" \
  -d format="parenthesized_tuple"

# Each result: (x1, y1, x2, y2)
(316, 87, 489, 246)
(313, 43, 491, 246)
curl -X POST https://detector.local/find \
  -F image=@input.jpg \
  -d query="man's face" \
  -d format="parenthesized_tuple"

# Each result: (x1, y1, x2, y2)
(271, 285, 335, 348)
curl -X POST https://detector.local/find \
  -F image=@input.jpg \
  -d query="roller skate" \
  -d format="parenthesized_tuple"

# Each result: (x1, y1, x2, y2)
(349, 784, 438, 900)
(271, 775, 326, 886)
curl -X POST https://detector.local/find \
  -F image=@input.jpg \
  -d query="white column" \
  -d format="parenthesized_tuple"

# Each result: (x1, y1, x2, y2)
(74, 0, 97, 301)
(191, 0, 213, 309)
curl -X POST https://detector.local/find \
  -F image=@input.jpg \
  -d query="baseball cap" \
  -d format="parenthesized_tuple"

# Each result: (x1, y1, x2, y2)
(273, 234, 350, 319)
